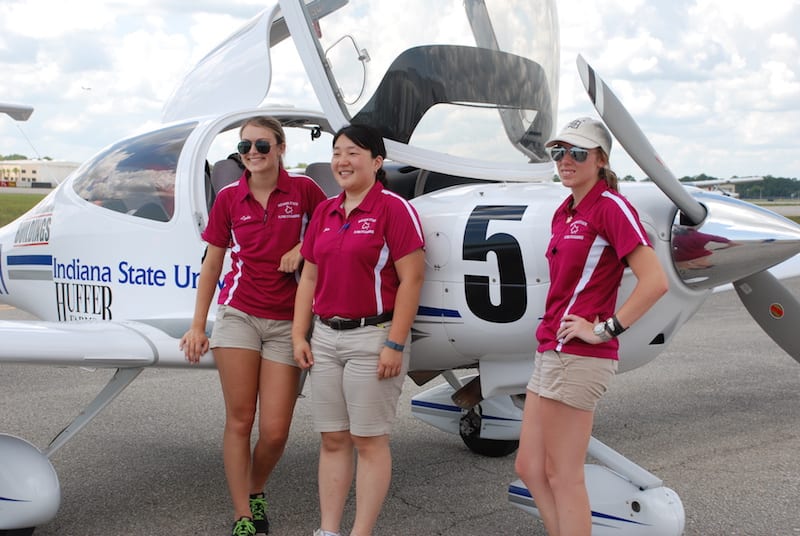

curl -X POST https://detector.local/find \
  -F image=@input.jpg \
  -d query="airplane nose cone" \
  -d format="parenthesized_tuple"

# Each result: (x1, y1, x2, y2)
(673, 193, 800, 290)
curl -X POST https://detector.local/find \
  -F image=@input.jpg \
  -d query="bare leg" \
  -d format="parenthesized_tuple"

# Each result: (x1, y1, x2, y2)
(515, 391, 561, 535)
(250, 360, 301, 492)
(214, 347, 261, 520)
(540, 397, 594, 536)
(349, 434, 392, 536)
(318, 430, 354, 534)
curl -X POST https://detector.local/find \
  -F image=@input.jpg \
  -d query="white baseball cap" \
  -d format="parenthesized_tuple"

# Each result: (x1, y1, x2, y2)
(545, 117, 612, 155)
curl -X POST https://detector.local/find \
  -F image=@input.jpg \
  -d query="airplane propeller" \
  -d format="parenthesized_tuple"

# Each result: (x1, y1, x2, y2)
(575, 54, 800, 365)
(734, 271, 800, 363)
(575, 55, 706, 226)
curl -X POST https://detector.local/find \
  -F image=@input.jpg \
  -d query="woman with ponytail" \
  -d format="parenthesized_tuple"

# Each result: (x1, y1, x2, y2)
(515, 117, 668, 535)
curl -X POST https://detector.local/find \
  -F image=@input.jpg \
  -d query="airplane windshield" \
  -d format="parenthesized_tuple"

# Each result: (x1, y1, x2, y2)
(301, 0, 559, 164)
(72, 123, 196, 222)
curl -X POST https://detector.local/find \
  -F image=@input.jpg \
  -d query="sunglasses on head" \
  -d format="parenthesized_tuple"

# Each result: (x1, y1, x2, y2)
(549, 145, 590, 163)
(237, 139, 271, 155)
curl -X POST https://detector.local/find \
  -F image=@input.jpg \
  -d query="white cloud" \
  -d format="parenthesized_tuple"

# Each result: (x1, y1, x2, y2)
(558, 0, 800, 179)
(0, 0, 798, 181)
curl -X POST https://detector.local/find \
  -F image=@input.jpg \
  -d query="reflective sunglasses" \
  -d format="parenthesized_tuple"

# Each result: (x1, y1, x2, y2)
(237, 139, 271, 155)
(549, 145, 590, 163)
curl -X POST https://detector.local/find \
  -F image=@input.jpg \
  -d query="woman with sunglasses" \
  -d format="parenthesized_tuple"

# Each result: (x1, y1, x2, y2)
(514, 117, 668, 536)
(181, 116, 327, 536)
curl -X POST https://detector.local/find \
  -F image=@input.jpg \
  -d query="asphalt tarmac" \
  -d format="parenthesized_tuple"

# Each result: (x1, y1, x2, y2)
(1, 279, 799, 536)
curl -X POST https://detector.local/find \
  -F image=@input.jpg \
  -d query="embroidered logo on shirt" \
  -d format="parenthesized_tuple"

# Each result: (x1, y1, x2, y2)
(240, 215, 253, 222)
(277, 201, 300, 219)
(354, 217, 376, 235)
(565, 219, 588, 240)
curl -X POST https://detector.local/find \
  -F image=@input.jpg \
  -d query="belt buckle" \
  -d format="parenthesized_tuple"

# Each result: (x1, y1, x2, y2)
(327, 316, 351, 330)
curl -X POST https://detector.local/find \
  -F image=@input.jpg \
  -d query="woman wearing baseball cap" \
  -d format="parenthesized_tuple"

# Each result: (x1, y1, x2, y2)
(515, 117, 668, 535)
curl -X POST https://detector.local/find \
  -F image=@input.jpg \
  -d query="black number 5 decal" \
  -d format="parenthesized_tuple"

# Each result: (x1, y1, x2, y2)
(463, 205, 527, 323)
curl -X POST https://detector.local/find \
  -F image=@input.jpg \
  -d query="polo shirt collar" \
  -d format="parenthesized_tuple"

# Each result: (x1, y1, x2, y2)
(357, 180, 384, 213)
(564, 179, 610, 218)
(329, 180, 384, 216)
(233, 167, 292, 203)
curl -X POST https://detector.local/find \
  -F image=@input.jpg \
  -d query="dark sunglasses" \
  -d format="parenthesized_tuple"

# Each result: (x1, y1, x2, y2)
(549, 145, 590, 163)
(237, 139, 271, 155)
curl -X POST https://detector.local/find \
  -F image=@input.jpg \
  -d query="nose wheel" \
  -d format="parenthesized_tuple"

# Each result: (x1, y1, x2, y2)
(459, 407, 519, 457)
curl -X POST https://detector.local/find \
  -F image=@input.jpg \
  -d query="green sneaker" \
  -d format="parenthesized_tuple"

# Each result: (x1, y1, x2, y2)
(231, 516, 256, 536)
(249, 493, 269, 534)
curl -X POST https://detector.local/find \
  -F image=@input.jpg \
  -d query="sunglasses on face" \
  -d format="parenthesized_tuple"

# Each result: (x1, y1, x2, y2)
(237, 139, 271, 155)
(549, 145, 590, 163)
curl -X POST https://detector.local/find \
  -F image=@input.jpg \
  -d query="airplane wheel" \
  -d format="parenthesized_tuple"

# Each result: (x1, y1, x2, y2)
(459, 407, 519, 457)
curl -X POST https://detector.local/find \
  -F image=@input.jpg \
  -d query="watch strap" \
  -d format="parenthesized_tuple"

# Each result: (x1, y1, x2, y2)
(608, 315, 627, 337)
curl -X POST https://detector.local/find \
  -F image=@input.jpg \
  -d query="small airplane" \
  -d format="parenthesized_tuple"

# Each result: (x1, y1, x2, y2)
(2, 1, 800, 535)
(682, 176, 765, 198)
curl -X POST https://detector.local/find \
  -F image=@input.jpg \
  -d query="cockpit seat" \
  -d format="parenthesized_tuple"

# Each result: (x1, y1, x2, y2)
(303, 162, 339, 197)
(211, 154, 245, 193)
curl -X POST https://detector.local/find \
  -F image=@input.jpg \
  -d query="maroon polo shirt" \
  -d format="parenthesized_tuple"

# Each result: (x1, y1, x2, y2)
(301, 181, 424, 319)
(536, 180, 652, 359)
(202, 168, 326, 319)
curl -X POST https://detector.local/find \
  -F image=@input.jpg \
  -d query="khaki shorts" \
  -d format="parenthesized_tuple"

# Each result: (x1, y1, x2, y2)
(209, 305, 296, 367)
(309, 318, 410, 436)
(527, 350, 618, 411)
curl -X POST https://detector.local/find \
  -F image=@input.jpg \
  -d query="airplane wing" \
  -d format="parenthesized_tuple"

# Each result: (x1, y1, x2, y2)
(683, 176, 764, 188)
(0, 102, 34, 121)
(0, 319, 213, 368)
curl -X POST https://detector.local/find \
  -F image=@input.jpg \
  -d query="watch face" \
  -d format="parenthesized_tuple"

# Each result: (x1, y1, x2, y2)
(593, 323, 605, 336)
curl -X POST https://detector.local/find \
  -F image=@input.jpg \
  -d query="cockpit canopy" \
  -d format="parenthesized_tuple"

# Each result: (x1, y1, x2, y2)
(298, 0, 559, 165)
(162, 0, 559, 172)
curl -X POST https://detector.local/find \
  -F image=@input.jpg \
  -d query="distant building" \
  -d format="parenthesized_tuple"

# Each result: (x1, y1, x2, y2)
(0, 159, 80, 188)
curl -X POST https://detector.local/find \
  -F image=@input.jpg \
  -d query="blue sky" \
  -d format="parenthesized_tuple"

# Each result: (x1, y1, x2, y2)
(0, 0, 798, 180)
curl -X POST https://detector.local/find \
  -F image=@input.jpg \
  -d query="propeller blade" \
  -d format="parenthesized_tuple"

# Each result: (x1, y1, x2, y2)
(734, 271, 800, 363)
(575, 55, 706, 226)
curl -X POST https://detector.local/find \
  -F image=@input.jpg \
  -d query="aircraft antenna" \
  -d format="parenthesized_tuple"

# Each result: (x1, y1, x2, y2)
(13, 122, 44, 160)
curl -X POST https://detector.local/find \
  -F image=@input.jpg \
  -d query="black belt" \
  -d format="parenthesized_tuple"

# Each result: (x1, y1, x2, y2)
(319, 311, 393, 330)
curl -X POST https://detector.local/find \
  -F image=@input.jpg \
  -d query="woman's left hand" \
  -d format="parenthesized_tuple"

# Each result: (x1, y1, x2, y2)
(557, 314, 600, 344)
(278, 248, 303, 273)
(377, 346, 403, 379)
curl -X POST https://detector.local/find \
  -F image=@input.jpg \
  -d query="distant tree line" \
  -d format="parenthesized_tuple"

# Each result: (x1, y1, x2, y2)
(1, 154, 52, 161)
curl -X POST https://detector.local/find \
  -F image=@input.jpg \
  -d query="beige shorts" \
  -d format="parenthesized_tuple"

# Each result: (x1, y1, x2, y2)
(309, 318, 410, 436)
(527, 350, 618, 411)
(209, 304, 296, 367)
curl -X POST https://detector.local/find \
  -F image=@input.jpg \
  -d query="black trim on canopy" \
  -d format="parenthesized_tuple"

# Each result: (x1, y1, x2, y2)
(351, 45, 553, 161)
